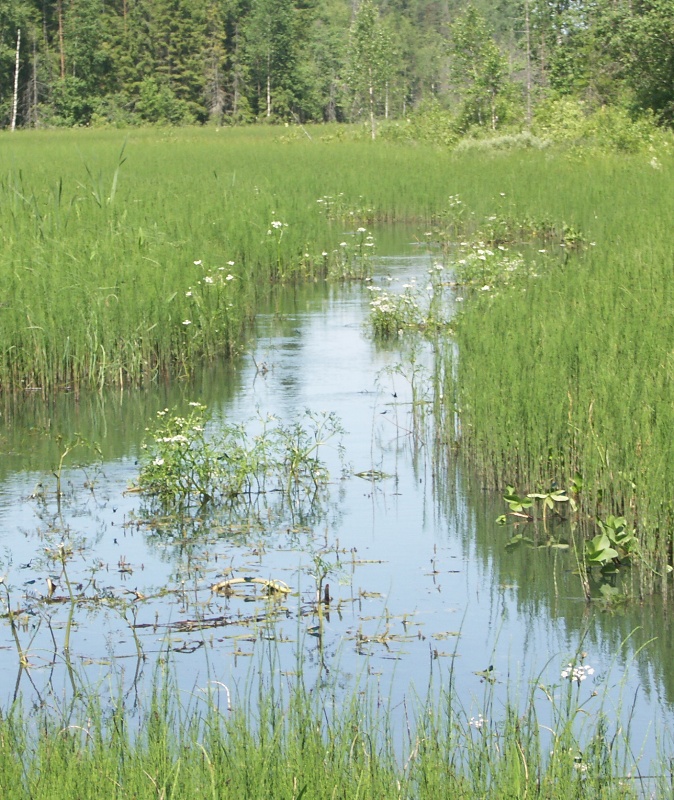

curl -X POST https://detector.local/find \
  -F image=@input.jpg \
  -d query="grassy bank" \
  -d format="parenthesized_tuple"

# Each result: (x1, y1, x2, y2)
(0, 665, 658, 799)
(2, 125, 659, 395)
(5, 125, 674, 593)
(0, 125, 455, 394)
(437, 150, 674, 595)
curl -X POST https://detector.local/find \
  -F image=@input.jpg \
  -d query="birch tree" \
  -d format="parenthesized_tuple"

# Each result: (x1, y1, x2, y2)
(348, 0, 392, 139)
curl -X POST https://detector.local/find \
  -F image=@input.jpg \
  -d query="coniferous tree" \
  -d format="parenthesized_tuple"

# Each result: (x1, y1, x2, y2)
(301, 0, 349, 121)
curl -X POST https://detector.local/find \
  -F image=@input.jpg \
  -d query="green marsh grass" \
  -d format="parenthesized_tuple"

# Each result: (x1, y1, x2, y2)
(6, 126, 674, 594)
(437, 149, 674, 596)
(0, 126, 628, 395)
(0, 656, 659, 799)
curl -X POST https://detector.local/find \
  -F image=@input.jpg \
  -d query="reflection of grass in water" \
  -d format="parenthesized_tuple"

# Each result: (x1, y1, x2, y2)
(0, 652, 661, 799)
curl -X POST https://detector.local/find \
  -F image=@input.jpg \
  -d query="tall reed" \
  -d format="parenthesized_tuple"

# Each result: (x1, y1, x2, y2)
(0, 658, 656, 799)
(0, 127, 623, 395)
(439, 149, 674, 595)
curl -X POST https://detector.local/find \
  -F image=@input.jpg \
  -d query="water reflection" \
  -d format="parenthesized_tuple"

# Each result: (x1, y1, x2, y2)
(0, 236, 671, 769)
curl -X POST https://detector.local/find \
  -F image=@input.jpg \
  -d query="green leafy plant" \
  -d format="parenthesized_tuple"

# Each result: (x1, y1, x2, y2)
(328, 228, 376, 280)
(503, 485, 533, 516)
(499, 484, 575, 526)
(527, 487, 576, 522)
(585, 516, 638, 573)
(137, 404, 345, 510)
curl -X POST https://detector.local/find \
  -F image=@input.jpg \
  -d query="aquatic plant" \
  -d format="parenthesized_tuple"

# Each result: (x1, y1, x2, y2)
(368, 263, 451, 339)
(328, 227, 376, 280)
(3, 127, 609, 396)
(452, 243, 534, 290)
(585, 516, 638, 573)
(137, 403, 345, 510)
(435, 150, 674, 596)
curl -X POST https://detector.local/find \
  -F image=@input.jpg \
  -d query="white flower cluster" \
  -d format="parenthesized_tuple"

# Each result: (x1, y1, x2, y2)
(468, 714, 485, 729)
(268, 220, 288, 234)
(561, 663, 595, 683)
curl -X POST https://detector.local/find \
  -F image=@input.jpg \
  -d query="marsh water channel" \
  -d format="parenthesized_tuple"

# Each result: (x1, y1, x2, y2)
(1, 231, 674, 771)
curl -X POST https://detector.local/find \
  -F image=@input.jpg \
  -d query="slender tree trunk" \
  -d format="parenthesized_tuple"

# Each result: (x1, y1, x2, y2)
(368, 67, 375, 140)
(11, 29, 21, 131)
(525, 0, 532, 128)
(212, 60, 223, 122)
(266, 53, 271, 117)
(31, 38, 39, 127)
(232, 24, 240, 117)
(327, 82, 336, 122)
(57, 0, 65, 78)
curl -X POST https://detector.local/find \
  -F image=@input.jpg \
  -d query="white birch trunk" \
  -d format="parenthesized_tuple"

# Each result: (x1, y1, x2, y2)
(11, 29, 20, 132)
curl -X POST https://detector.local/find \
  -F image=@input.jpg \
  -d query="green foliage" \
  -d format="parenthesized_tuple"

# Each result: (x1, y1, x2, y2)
(437, 149, 674, 595)
(46, 77, 96, 126)
(499, 484, 574, 527)
(585, 516, 638, 571)
(368, 263, 450, 338)
(599, 0, 674, 126)
(533, 98, 661, 152)
(453, 130, 548, 152)
(244, 0, 300, 119)
(328, 227, 376, 279)
(2, 0, 674, 135)
(347, 0, 393, 137)
(0, 128, 417, 392)
(502, 485, 532, 515)
(528, 487, 574, 517)
(379, 99, 460, 147)
(138, 403, 344, 509)
(0, 666, 653, 799)
(452, 244, 531, 290)
(135, 76, 196, 125)
(532, 97, 590, 143)
(449, 5, 512, 132)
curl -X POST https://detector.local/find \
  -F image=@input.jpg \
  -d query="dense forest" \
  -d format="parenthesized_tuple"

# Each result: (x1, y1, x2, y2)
(0, 0, 672, 132)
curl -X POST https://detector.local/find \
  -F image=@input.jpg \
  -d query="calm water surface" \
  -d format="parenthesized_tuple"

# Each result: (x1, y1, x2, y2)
(0, 236, 672, 772)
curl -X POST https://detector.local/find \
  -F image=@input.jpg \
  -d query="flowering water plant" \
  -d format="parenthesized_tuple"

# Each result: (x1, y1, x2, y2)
(138, 404, 345, 510)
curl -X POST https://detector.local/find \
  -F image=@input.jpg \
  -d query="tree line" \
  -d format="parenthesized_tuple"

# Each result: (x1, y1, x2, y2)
(0, 0, 672, 130)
